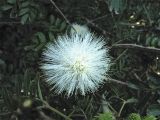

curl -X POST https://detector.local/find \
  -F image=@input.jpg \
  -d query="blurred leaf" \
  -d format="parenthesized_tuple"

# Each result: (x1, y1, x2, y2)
(19, 8, 30, 16)
(21, 1, 30, 8)
(50, 15, 55, 24)
(128, 113, 141, 120)
(23, 69, 31, 95)
(59, 21, 67, 31)
(1, 5, 12, 11)
(147, 72, 160, 89)
(107, 0, 126, 14)
(20, 13, 29, 24)
(147, 104, 160, 116)
(1, 88, 15, 111)
(0, 59, 6, 71)
(7, 0, 16, 4)
(94, 112, 115, 120)
(37, 79, 43, 101)
(18, 0, 38, 24)
(35, 32, 46, 43)
(14, 75, 23, 96)
(127, 82, 140, 90)
(126, 98, 138, 104)
(48, 32, 55, 41)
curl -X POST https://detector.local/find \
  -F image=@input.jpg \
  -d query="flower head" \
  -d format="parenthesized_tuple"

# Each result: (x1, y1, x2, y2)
(40, 32, 110, 96)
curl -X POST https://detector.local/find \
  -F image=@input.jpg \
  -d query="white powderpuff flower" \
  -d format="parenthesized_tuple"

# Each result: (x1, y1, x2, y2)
(70, 23, 89, 36)
(40, 32, 110, 96)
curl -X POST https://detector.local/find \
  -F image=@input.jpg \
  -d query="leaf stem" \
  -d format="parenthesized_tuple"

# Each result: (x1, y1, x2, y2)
(38, 100, 72, 120)
(118, 101, 126, 117)
(45, 104, 72, 120)
(49, 0, 71, 26)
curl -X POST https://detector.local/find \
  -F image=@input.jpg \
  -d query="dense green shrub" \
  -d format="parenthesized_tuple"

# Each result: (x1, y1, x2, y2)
(0, 0, 160, 120)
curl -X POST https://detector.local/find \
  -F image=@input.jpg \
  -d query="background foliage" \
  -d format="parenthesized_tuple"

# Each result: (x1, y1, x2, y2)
(0, 0, 160, 120)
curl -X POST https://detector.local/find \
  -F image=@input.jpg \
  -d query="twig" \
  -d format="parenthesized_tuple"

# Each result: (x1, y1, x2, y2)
(37, 100, 72, 120)
(49, 0, 71, 26)
(133, 72, 143, 82)
(79, 108, 88, 120)
(39, 111, 55, 120)
(112, 44, 160, 54)
(106, 78, 129, 86)
(106, 77, 140, 89)
(114, 49, 128, 62)
(84, 17, 112, 37)
(118, 101, 126, 117)
(87, 14, 109, 23)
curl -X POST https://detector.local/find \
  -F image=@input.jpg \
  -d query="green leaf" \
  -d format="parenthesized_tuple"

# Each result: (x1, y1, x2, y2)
(37, 79, 43, 101)
(108, 0, 126, 14)
(147, 72, 160, 89)
(147, 104, 160, 116)
(35, 32, 46, 43)
(48, 32, 55, 41)
(1, 5, 13, 11)
(157, 41, 160, 47)
(0, 59, 6, 71)
(151, 37, 159, 47)
(128, 113, 141, 120)
(20, 14, 29, 24)
(50, 15, 55, 24)
(34, 43, 45, 51)
(2, 88, 14, 110)
(23, 69, 31, 95)
(15, 75, 23, 96)
(19, 8, 30, 16)
(127, 82, 139, 90)
(94, 112, 115, 120)
(126, 98, 138, 104)
(143, 115, 157, 120)
(146, 36, 152, 46)
(29, 9, 37, 21)
(7, 0, 16, 4)
(21, 1, 30, 8)
(59, 21, 67, 31)
(55, 18, 61, 27)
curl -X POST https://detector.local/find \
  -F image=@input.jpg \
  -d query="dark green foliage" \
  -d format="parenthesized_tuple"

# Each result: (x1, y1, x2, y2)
(128, 113, 141, 120)
(143, 115, 157, 120)
(24, 15, 68, 51)
(0, 0, 160, 120)
(107, 0, 127, 14)
(147, 104, 160, 116)
(18, 0, 39, 24)
(127, 113, 157, 120)
(145, 34, 160, 48)
(94, 112, 115, 120)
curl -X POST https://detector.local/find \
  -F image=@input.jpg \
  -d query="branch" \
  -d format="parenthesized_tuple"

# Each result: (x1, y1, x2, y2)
(112, 44, 160, 54)
(49, 0, 71, 26)
(39, 111, 55, 120)
(84, 17, 113, 37)
(88, 14, 109, 23)
(37, 100, 72, 120)
(105, 78, 140, 90)
(106, 78, 129, 86)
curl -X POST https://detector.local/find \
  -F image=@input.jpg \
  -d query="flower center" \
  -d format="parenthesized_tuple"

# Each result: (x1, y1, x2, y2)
(73, 61, 85, 72)
(72, 55, 86, 74)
